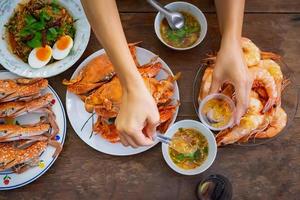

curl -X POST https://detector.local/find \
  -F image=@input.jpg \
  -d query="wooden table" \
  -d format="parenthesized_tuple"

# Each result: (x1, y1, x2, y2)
(1, 1, 300, 199)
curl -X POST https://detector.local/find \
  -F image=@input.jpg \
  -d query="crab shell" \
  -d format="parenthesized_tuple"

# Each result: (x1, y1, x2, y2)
(0, 141, 47, 173)
(0, 78, 48, 103)
(63, 43, 140, 95)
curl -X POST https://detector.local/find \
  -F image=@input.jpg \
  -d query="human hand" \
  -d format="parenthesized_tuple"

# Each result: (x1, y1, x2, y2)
(209, 38, 252, 124)
(115, 82, 160, 148)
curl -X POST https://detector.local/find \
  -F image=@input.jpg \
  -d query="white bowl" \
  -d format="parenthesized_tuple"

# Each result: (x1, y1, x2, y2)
(154, 1, 207, 50)
(0, 0, 90, 78)
(162, 120, 217, 175)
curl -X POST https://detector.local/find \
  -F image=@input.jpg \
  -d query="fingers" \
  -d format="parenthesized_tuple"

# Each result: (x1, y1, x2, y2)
(124, 134, 139, 148)
(235, 82, 250, 125)
(209, 75, 222, 94)
(144, 115, 159, 138)
(119, 134, 129, 147)
(130, 131, 154, 146)
(118, 127, 155, 148)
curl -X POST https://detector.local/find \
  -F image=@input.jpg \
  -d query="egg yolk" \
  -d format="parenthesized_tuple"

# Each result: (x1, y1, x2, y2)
(57, 35, 71, 50)
(36, 46, 52, 61)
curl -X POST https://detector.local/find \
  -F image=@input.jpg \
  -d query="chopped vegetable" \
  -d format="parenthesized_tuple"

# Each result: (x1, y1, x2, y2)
(6, 0, 76, 62)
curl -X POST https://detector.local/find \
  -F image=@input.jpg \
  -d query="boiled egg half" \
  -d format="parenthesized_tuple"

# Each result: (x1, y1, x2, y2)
(52, 35, 73, 60)
(28, 45, 52, 68)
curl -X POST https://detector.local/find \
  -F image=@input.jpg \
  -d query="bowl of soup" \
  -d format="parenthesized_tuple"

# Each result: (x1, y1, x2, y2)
(162, 120, 217, 175)
(154, 2, 207, 50)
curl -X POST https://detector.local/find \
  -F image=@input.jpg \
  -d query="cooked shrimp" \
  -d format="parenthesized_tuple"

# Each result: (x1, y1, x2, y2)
(216, 95, 266, 146)
(216, 113, 264, 146)
(247, 91, 264, 113)
(254, 107, 287, 138)
(198, 67, 213, 101)
(261, 51, 281, 61)
(242, 37, 261, 67)
(249, 67, 277, 113)
(258, 59, 284, 105)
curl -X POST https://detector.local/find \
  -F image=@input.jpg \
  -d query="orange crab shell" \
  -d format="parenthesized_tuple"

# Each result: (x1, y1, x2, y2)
(63, 43, 140, 95)
(0, 141, 48, 173)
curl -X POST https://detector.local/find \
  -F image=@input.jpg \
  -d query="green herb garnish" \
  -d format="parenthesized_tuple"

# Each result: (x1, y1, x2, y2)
(46, 27, 58, 42)
(39, 10, 51, 22)
(27, 32, 42, 48)
(203, 146, 208, 154)
(25, 15, 37, 25)
(176, 153, 185, 161)
(193, 149, 201, 160)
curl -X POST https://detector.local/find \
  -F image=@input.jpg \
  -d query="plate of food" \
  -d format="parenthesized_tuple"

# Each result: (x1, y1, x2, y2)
(64, 44, 180, 156)
(193, 37, 299, 146)
(0, 71, 66, 190)
(0, 0, 90, 78)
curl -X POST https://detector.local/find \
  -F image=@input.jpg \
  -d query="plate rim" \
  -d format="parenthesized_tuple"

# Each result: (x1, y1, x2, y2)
(0, 70, 67, 190)
(66, 47, 180, 156)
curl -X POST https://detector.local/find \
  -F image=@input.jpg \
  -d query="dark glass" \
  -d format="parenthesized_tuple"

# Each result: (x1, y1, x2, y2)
(196, 174, 232, 200)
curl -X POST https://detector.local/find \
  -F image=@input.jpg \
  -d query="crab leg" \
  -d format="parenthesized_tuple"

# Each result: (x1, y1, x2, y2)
(0, 93, 54, 118)
(0, 123, 51, 142)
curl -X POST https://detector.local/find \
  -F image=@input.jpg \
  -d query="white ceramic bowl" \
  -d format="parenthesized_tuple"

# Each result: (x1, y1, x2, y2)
(154, 1, 207, 50)
(162, 120, 217, 175)
(0, 0, 90, 78)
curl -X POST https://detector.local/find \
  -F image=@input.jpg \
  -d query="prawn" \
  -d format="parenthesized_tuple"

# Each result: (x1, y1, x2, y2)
(249, 67, 277, 113)
(198, 67, 213, 101)
(241, 37, 261, 67)
(216, 96, 264, 146)
(254, 107, 287, 139)
(216, 113, 264, 146)
(258, 59, 289, 106)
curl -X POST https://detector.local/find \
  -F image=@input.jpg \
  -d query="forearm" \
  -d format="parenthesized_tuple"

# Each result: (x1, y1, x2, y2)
(81, 0, 144, 91)
(215, 0, 245, 43)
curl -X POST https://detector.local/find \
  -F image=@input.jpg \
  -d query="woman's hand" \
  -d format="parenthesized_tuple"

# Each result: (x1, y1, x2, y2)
(115, 82, 160, 148)
(210, 38, 252, 124)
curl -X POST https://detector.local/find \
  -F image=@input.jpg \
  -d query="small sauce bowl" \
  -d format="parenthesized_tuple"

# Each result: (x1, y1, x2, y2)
(199, 94, 236, 131)
(154, 2, 207, 50)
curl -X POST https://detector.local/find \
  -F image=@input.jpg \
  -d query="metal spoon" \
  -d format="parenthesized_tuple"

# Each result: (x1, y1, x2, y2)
(147, 0, 185, 30)
(155, 134, 198, 156)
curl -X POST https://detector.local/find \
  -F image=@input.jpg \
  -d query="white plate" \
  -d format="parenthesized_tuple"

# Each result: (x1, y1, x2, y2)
(66, 47, 180, 156)
(0, 71, 67, 190)
(162, 120, 217, 175)
(0, 0, 90, 78)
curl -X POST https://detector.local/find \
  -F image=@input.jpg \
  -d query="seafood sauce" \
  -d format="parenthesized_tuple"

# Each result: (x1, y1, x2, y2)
(202, 98, 233, 128)
(160, 12, 200, 48)
(169, 128, 208, 170)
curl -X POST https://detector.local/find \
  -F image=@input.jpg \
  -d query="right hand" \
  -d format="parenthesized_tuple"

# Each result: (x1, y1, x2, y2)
(115, 83, 160, 148)
(210, 38, 252, 124)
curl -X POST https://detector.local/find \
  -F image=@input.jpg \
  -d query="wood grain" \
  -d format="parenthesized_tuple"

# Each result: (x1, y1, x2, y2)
(116, 0, 300, 13)
(0, 10, 300, 200)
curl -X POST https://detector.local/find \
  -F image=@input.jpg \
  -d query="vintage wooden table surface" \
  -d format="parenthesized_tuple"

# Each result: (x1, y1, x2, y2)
(1, 1, 300, 199)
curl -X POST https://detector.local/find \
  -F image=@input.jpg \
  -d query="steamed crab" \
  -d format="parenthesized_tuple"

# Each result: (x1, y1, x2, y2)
(64, 43, 180, 143)
(0, 78, 62, 173)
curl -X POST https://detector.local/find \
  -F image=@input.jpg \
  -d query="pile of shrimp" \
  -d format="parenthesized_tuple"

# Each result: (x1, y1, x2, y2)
(199, 37, 290, 146)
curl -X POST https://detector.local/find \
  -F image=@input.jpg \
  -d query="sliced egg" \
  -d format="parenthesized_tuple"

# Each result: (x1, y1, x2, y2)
(28, 45, 52, 68)
(52, 35, 73, 60)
